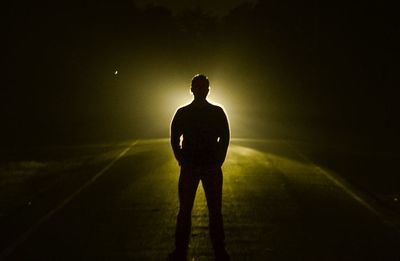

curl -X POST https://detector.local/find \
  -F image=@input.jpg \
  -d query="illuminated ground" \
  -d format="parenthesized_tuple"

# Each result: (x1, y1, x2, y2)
(1, 139, 399, 260)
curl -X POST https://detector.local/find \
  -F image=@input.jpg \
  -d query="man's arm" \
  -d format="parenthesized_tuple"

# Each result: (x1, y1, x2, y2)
(170, 109, 183, 165)
(217, 108, 230, 166)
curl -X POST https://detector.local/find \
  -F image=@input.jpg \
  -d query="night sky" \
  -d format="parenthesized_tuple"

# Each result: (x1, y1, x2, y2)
(134, 0, 257, 16)
(3, 0, 399, 147)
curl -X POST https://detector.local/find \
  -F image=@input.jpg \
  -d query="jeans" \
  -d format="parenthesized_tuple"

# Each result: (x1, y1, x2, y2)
(174, 164, 225, 252)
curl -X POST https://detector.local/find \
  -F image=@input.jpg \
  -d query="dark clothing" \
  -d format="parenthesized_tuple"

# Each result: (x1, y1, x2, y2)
(171, 101, 230, 167)
(170, 100, 230, 253)
(175, 165, 225, 251)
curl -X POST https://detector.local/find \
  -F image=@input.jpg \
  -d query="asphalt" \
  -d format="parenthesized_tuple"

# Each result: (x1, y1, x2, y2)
(1, 139, 399, 260)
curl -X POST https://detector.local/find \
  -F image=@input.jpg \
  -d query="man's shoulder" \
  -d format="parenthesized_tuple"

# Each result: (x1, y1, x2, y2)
(211, 103, 224, 110)
(176, 104, 191, 113)
(176, 101, 225, 114)
(208, 102, 225, 114)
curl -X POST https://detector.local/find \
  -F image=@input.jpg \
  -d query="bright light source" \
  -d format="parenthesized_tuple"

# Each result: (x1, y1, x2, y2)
(127, 74, 244, 138)
(114, 70, 118, 75)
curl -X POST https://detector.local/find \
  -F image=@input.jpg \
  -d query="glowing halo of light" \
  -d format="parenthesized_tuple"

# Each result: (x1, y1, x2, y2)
(126, 72, 244, 138)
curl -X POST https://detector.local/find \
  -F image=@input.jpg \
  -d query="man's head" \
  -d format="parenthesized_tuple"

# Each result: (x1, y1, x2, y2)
(191, 74, 209, 100)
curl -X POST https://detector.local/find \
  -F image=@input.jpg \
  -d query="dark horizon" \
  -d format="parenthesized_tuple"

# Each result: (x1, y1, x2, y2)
(3, 0, 399, 147)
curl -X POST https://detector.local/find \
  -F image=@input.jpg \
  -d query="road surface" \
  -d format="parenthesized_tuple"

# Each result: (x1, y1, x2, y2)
(1, 139, 399, 260)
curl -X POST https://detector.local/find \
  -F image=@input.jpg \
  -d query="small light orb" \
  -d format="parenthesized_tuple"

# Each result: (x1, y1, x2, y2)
(114, 70, 118, 75)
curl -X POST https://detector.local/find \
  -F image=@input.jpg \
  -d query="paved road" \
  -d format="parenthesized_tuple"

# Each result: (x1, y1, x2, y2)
(1, 139, 399, 260)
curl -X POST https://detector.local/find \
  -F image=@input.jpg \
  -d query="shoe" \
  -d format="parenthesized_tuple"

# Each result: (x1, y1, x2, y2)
(215, 248, 230, 261)
(168, 249, 187, 261)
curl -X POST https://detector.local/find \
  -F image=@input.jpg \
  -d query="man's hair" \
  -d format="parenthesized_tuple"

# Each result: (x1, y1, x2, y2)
(191, 74, 210, 88)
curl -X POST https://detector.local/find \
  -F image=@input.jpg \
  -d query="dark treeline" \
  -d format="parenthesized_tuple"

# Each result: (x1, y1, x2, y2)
(3, 0, 399, 146)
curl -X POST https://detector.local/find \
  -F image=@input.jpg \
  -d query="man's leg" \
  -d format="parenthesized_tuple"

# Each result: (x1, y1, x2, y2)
(201, 167, 228, 259)
(174, 166, 200, 254)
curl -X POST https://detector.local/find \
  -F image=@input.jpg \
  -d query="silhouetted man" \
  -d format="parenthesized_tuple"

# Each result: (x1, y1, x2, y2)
(169, 74, 230, 261)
